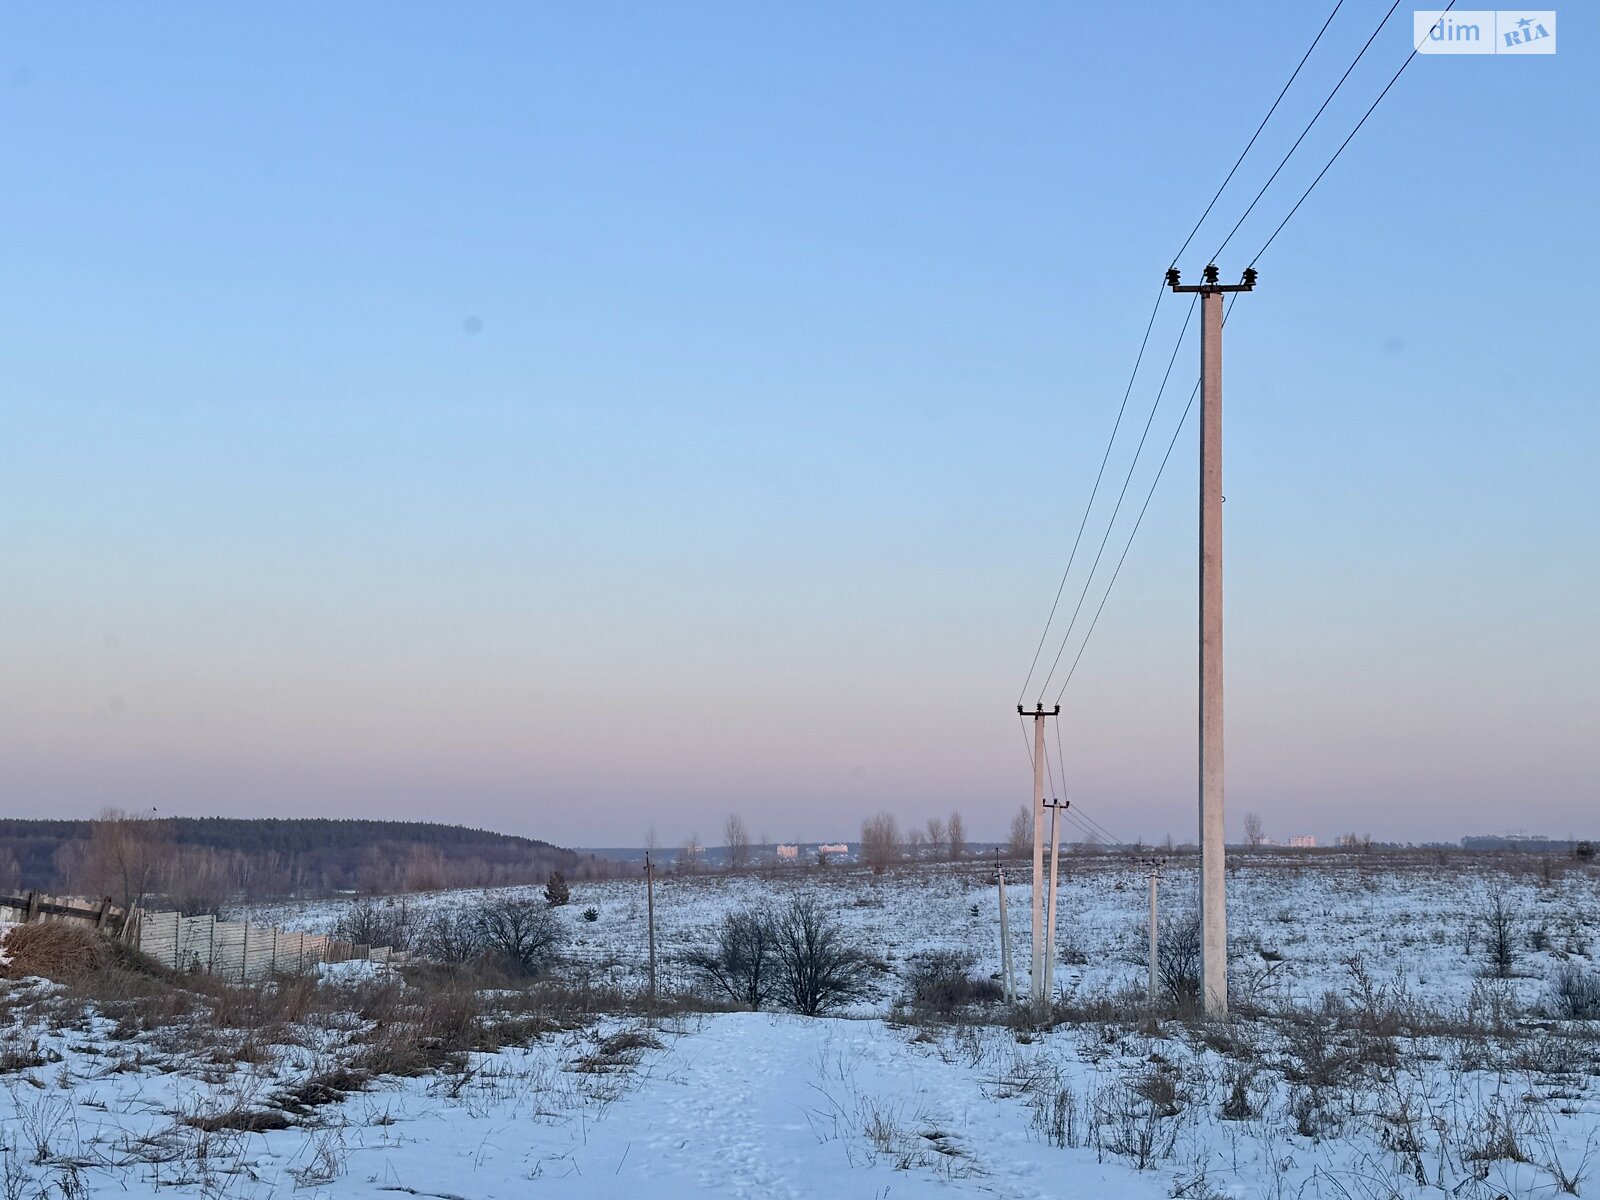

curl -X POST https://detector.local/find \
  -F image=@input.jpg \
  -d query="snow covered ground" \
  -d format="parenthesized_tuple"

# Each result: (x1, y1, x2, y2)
(3, 853, 1598, 1200)
(244, 852, 1600, 1013)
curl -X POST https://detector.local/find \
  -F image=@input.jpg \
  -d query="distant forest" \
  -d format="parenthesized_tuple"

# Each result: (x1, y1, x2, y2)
(0, 816, 609, 911)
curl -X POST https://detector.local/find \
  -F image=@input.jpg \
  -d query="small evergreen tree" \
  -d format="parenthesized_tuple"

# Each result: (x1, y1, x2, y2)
(544, 870, 570, 907)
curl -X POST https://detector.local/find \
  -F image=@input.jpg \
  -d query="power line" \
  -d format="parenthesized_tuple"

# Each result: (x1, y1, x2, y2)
(1250, 0, 1459, 267)
(1036, 295, 1198, 698)
(1052, 296, 1242, 703)
(1018, 282, 1167, 704)
(1209, 0, 1408, 265)
(1022, 6, 1347, 703)
(1169, 0, 1348, 267)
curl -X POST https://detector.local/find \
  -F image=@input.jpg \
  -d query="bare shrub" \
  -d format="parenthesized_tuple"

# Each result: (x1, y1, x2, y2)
(415, 907, 481, 965)
(1546, 964, 1600, 1020)
(903, 950, 1002, 1019)
(1482, 887, 1516, 979)
(1141, 913, 1200, 1008)
(682, 908, 778, 1010)
(772, 895, 872, 1015)
(331, 895, 413, 950)
(473, 895, 564, 976)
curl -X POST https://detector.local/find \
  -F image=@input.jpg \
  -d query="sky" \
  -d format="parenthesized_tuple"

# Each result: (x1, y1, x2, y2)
(0, 3, 1594, 850)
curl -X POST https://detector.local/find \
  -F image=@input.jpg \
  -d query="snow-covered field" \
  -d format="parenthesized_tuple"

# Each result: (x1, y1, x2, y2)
(245, 852, 1600, 1013)
(3, 853, 1598, 1200)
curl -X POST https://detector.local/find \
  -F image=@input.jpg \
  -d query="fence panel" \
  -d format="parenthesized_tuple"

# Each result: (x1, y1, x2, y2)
(175, 915, 215, 972)
(212, 921, 247, 980)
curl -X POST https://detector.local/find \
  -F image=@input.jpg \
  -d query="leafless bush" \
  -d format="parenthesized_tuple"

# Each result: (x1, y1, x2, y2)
(772, 895, 872, 1016)
(332, 895, 413, 951)
(1137, 913, 1200, 1008)
(1546, 963, 1600, 1019)
(415, 907, 482, 965)
(473, 895, 564, 977)
(902, 950, 1002, 1020)
(1482, 887, 1516, 979)
(682, 908, 778, 1010)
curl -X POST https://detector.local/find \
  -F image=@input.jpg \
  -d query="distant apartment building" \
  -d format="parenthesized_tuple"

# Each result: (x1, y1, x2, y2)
(775, 844, 799, 860)
(819, 843, 848, 856)
(1288, 835, 1316, 848)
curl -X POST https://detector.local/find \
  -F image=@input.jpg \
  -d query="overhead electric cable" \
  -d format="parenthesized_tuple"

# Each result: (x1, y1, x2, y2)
(1018, 282, 1167, 704)
(1052, 297, 1241, 703)
(1169, 0, 1348, 267)
(1209, 0, 1408, 265)
(1035, 295, 1198, 698)
(1249, 0, 1459, 267)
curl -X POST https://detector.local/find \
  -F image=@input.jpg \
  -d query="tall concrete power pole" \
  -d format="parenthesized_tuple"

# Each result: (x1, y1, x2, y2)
(1166, 263, 1255, 1017)
(1017, 702, 1059, 1005)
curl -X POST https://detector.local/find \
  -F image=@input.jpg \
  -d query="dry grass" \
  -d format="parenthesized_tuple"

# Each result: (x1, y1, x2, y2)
(3, 923, 112, 981)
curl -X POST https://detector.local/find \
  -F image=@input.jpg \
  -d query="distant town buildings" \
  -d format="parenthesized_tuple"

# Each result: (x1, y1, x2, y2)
(775, 844, 799, 860)
(1288, 835, 1317, 848)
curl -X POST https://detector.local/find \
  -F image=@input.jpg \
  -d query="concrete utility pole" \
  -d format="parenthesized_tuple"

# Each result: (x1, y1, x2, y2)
(1143, 857, 1166, 1005)
(996, 854, 1016, 1003)
(1042, 798, 1069, 1004)
(1167, 263, 1256, 1017)
(1017, 702, 1060, 1005)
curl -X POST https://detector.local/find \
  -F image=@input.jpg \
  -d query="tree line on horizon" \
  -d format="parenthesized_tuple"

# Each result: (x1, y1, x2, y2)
(0, 813, 607, 914)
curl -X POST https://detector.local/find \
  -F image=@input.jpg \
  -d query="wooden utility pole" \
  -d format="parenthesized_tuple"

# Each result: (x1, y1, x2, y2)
(644, 852, 658, 1005)
(1167, 263, 1255, 1016)
(1017, 702, 1060, 1005)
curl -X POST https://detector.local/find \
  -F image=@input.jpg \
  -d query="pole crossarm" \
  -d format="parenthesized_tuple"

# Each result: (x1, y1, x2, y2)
(1167, 265, 1258, 294)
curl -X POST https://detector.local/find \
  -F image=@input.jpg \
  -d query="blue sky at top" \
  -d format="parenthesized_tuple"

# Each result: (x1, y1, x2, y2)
(0, 3, 1593, 846)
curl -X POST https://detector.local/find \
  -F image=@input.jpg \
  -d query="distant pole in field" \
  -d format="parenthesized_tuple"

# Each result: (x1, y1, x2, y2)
(644, 852, 658, 1005)
(1167, 263, 1256, 1017)
(1018, 703, 1060, 1005)
(1042, 798, 1069, 1005)
(1145, 858, 1165, 1005)
(997, 858, 1015, 1003)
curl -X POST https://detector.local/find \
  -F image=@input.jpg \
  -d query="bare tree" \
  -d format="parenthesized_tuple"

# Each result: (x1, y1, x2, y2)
(860, 811, 900, 874)
(724, 813, 752, 872)
(771, 896, 872, 1016)
(924, 817, 947, 860)
(682, 908, 778, 1009)
(85, 808, 170, 912)
(905, 827, 927, 861)
(1243, 812, 1265, 849)
(644, 827, 660, 853)
(946, 810, 965, 861)
(160, 845, 237, 917)
(678, 833, 704, 874)
(1007, 805, 1032, 860)
(475, 895, 565, 976)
